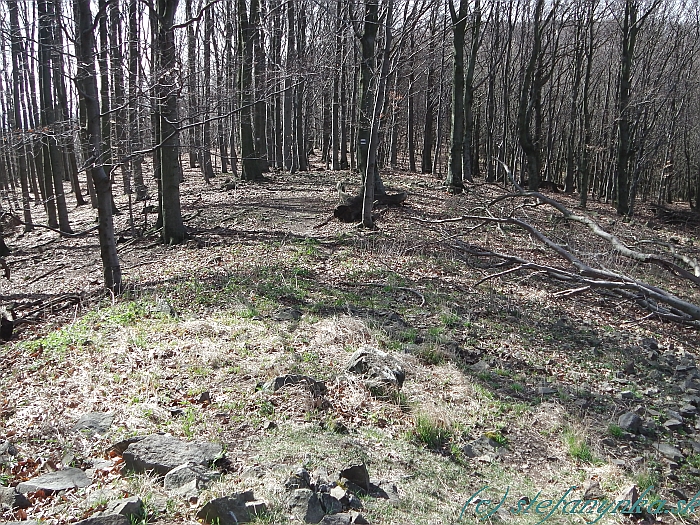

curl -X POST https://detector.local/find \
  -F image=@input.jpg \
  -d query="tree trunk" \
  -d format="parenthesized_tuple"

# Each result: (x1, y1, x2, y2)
(238, 0, 264, 180)
(7, 0, 33, 231)
(362, 0, 393, 228)
(37, 0, 69, 231)
(283, 0, 296, 172)
(155, 0, 186, 243)
(185, 0, 200, 169)
(421, 67, 434, 173)
(128, 0, 148, 201)
(446, 0, 467, 194)
(201, 5, 215, 183)
(75, 0, 121, 293)
(251, 0, 269, 172)
(616, 0, 638, 216)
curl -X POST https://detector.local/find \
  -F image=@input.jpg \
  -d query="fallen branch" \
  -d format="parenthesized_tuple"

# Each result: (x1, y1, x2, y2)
(10, 215, 99, 238)
(492, 160, 700, 287)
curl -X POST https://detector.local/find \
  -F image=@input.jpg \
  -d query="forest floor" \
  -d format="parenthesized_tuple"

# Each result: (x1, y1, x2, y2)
(1, 157, 700, 525)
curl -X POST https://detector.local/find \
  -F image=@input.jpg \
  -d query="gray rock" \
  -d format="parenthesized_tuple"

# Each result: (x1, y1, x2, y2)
(583, 480, 605, 500)
(122, 434, 223, 476)
(688, 440, 700, 454)
(346, 347, 405, 392)
(285, 467, 312, 490)
(371, 481, 399, 506)
(105, 496, 144, 520)
(0, 486, 31, 509)
(319, 515, 352, 525)
(0, 440, 18, 465)
(272, 307, 302, 321)
(264, 375, 327, 395)
(664, 419, 684, 431)
(197, 491, 267, 524)
(319, 492, 343, 515)
(684, 395, 700, 407)
(461, 444, 477, 458)
(17, 467, 91, 493)
(653, 443, 683, 461)
(3, 522, 38, 525)
(470, 360, 489, 373)
(73, 412, 115, 437)
(615, 485, 642, 516)
(680, 404, 698, 417)
(618, 390, 635, 400)
(618, 412, 642, 433)
(319, 514, 370, 525)
(667, 410, 684, 422)
(640, 338, 659, 350)
(163, 463, 219, 492)
(287, 488, 325, 524)
(75, 515, 130, 525)
(339, 463, 370, 493)
(537, 387, 557, 395)
(0, 441, 17, 456)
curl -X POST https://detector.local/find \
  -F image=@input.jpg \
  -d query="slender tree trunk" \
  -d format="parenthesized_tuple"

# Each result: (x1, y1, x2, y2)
(295, 6, 308, 172)
(201, 5, 215, 183)
(238, 0, 264, 180)
(251, 0, 269, 172)
(155, 0, 186, 243)
(7, 0, 33, 231)
(283, 0, 296, 173)
(331, 0, 342, 171)
(616, 0, 639, 216)
(37, 0, 68, 231)
(422, 67, 434, 173)
(362, 0, 393, 228)
(128, 0, 147, 201)
(446, 0, 467, 193)
(75, 0, 121, 293)
(185, 0, 200, 169)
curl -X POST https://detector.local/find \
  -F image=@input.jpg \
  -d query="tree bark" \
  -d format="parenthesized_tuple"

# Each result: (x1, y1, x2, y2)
(154, 0, 186, 243)
(75, 0, 122, 293)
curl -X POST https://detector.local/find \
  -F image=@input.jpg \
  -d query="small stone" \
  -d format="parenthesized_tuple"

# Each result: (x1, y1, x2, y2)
(272, 307, 302, 321)
(618, 412, 642, 433)
(583, 480, 605, 500)
(687, 440, 700, 454)
(17, 467, 91, 494)
(105, 496, 144, 520)
(601, 438, 616, 447)
(371, 480, 399, 506)
(667, 410, 684, 422)
(319, 493, 343, 515)
(471, 360, 489, 373)
(611, 459, 627, 469)
(122, 434, 223, 476)
(73, 412, 115, 436)
(346, 347, 406, 393)
(618, 390, 635, 400)
(286, 489, 324, 524)
(164, 463, 218, 492)
(285, 467, 312, 491)
(615, 485, 642, 517)
(680, 404, 698, 417)
(653, 443, 683, 461)
(197, 491, 267, 525)
(263, 375, 327, 395)
(339, 464, 370, 493)
(664, 419, 683, 431)
(623, 361, 636, 375)
(641, 338, 659, 350)
(0, 486, 31, 509)
(461, 444, 477, 458)
(536, 387, 557, 395)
